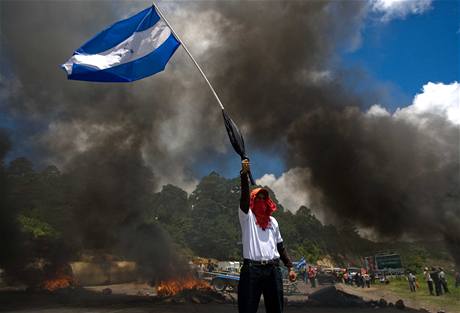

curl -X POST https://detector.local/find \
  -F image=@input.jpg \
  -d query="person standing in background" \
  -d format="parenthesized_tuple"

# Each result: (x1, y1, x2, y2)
(407, 272, 417, 292)
(430, 267, 442, 296)
(439, 267, 449, 294)
(424, 267, 434, 295)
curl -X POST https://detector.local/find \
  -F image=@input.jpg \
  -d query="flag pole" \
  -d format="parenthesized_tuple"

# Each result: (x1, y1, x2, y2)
(153, 2, 225, 111)
(153, 2, 255, 185)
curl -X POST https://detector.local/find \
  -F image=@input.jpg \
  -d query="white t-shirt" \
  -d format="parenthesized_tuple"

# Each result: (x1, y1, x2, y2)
(239, 208, 282, 261)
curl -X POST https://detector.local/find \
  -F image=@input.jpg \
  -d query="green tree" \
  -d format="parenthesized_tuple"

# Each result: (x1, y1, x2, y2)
(147, 184, 192, 249)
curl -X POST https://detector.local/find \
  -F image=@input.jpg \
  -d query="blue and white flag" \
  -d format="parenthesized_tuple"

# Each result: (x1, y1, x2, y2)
(295, 257, 307, 270)
(62, 6, 180, 82)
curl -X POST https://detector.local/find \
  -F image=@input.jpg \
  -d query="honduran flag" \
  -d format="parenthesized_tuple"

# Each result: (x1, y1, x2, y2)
(295, 257, 307, 270)
(62, 6, 180, 82)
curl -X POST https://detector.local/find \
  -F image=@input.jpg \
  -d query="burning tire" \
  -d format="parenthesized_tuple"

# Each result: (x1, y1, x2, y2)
(211, 278, 227, 291)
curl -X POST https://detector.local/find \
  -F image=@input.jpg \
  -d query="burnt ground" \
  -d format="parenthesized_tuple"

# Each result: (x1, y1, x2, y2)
(0, 283, 424, 313)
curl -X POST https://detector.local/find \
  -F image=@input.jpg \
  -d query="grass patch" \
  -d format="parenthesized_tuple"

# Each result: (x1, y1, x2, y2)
(376, 273, 460, 312)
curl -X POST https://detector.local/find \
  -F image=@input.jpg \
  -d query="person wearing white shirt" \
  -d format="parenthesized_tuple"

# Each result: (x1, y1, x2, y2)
(424, 267, 434, 295)
(237, 159, 296, 313)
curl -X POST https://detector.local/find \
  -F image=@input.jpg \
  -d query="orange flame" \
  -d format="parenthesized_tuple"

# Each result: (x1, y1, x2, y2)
(43, 275, 73, 292)
(157, 276, 211, 296)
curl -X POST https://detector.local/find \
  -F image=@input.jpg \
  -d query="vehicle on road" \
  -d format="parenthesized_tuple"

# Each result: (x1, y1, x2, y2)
(347, 267, 360, 277)
(210, 273, 239, 292)
(207, 270, 301, 295)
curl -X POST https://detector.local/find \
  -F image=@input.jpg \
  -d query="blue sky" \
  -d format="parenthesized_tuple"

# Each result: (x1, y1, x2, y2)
(343, 0, 459, 111)
(192, 147, 286, 181)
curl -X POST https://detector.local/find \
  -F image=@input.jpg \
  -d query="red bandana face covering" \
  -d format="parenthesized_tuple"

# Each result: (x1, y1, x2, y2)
(249, 188, 277, 230)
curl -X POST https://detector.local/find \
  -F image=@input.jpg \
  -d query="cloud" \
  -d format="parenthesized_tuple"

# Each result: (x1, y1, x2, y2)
(367, 82, 460, 126)
(256, 168, 314, 213)
(395, 82, 460, 126)
(370, 0, 433, 22)
(366, 104, 391, 117)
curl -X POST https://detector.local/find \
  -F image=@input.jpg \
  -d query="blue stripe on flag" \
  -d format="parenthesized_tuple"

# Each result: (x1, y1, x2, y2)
(77, 6, 160, 55)
(68, 34, 180, 82)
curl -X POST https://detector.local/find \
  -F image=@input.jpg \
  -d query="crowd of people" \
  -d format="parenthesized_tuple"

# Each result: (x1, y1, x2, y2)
(340, 269, 375, 288)
(299, 265, 317, 287)
(405, 266, 460, 295)
(298, 265, 377, 288)
(297, 263, 460, 296)
(420, 267, 452, 296)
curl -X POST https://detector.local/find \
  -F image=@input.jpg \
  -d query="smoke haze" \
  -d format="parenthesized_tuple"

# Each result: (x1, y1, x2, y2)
(1, 0, 458, 269)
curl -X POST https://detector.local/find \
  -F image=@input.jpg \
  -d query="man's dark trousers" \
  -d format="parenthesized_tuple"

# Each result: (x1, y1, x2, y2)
(427, 281, 434, 295)
(238, 263, 284, 313)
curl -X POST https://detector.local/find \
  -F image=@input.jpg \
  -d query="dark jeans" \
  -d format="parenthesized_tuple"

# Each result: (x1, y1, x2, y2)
(427, 281, 434, 295)
(441, 279, 449, 293)
(409, 281, 416, 292)
(434, 280, 441, 296)
(238, 263, 284, 313)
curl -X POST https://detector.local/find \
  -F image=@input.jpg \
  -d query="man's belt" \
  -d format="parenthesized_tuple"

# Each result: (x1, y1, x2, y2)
(244, 258, 280, 266)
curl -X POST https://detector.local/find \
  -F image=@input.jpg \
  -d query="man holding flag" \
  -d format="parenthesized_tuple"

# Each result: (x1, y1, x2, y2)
(63, 6, 284, 312)
(238, 159, 296, 313)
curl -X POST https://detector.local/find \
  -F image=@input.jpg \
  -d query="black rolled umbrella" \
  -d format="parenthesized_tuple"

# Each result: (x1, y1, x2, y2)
(222, 109, 256, 185)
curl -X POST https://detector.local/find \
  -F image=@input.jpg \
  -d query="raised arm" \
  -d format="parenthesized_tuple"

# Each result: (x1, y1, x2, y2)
(240, 159, 250, 213)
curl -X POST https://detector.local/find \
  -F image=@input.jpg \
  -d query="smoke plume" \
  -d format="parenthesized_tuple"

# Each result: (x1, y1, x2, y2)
(1, 0, 458, 270)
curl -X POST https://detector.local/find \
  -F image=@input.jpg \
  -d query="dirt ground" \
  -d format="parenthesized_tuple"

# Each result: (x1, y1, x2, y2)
(0, 304, 423, 313)
(0, 282, 426, 313)
(335, 284, 417, 308)
(335, 283, 459, 313)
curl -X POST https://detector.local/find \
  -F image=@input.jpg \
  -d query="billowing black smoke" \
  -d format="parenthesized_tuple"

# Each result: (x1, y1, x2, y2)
(194, 1, 460, 267)
(62, 131, 188, 280)
(0, 130, 16, 279)
(285, 109, 459, 263)
(1, 0, 458, 272)
(1, 0, 193, 283)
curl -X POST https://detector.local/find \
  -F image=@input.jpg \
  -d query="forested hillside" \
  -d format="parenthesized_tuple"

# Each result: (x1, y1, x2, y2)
(1, 157, 453, 280)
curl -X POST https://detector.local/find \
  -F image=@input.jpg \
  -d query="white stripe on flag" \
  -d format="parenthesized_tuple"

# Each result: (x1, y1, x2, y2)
(63, 20, 171, 74)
